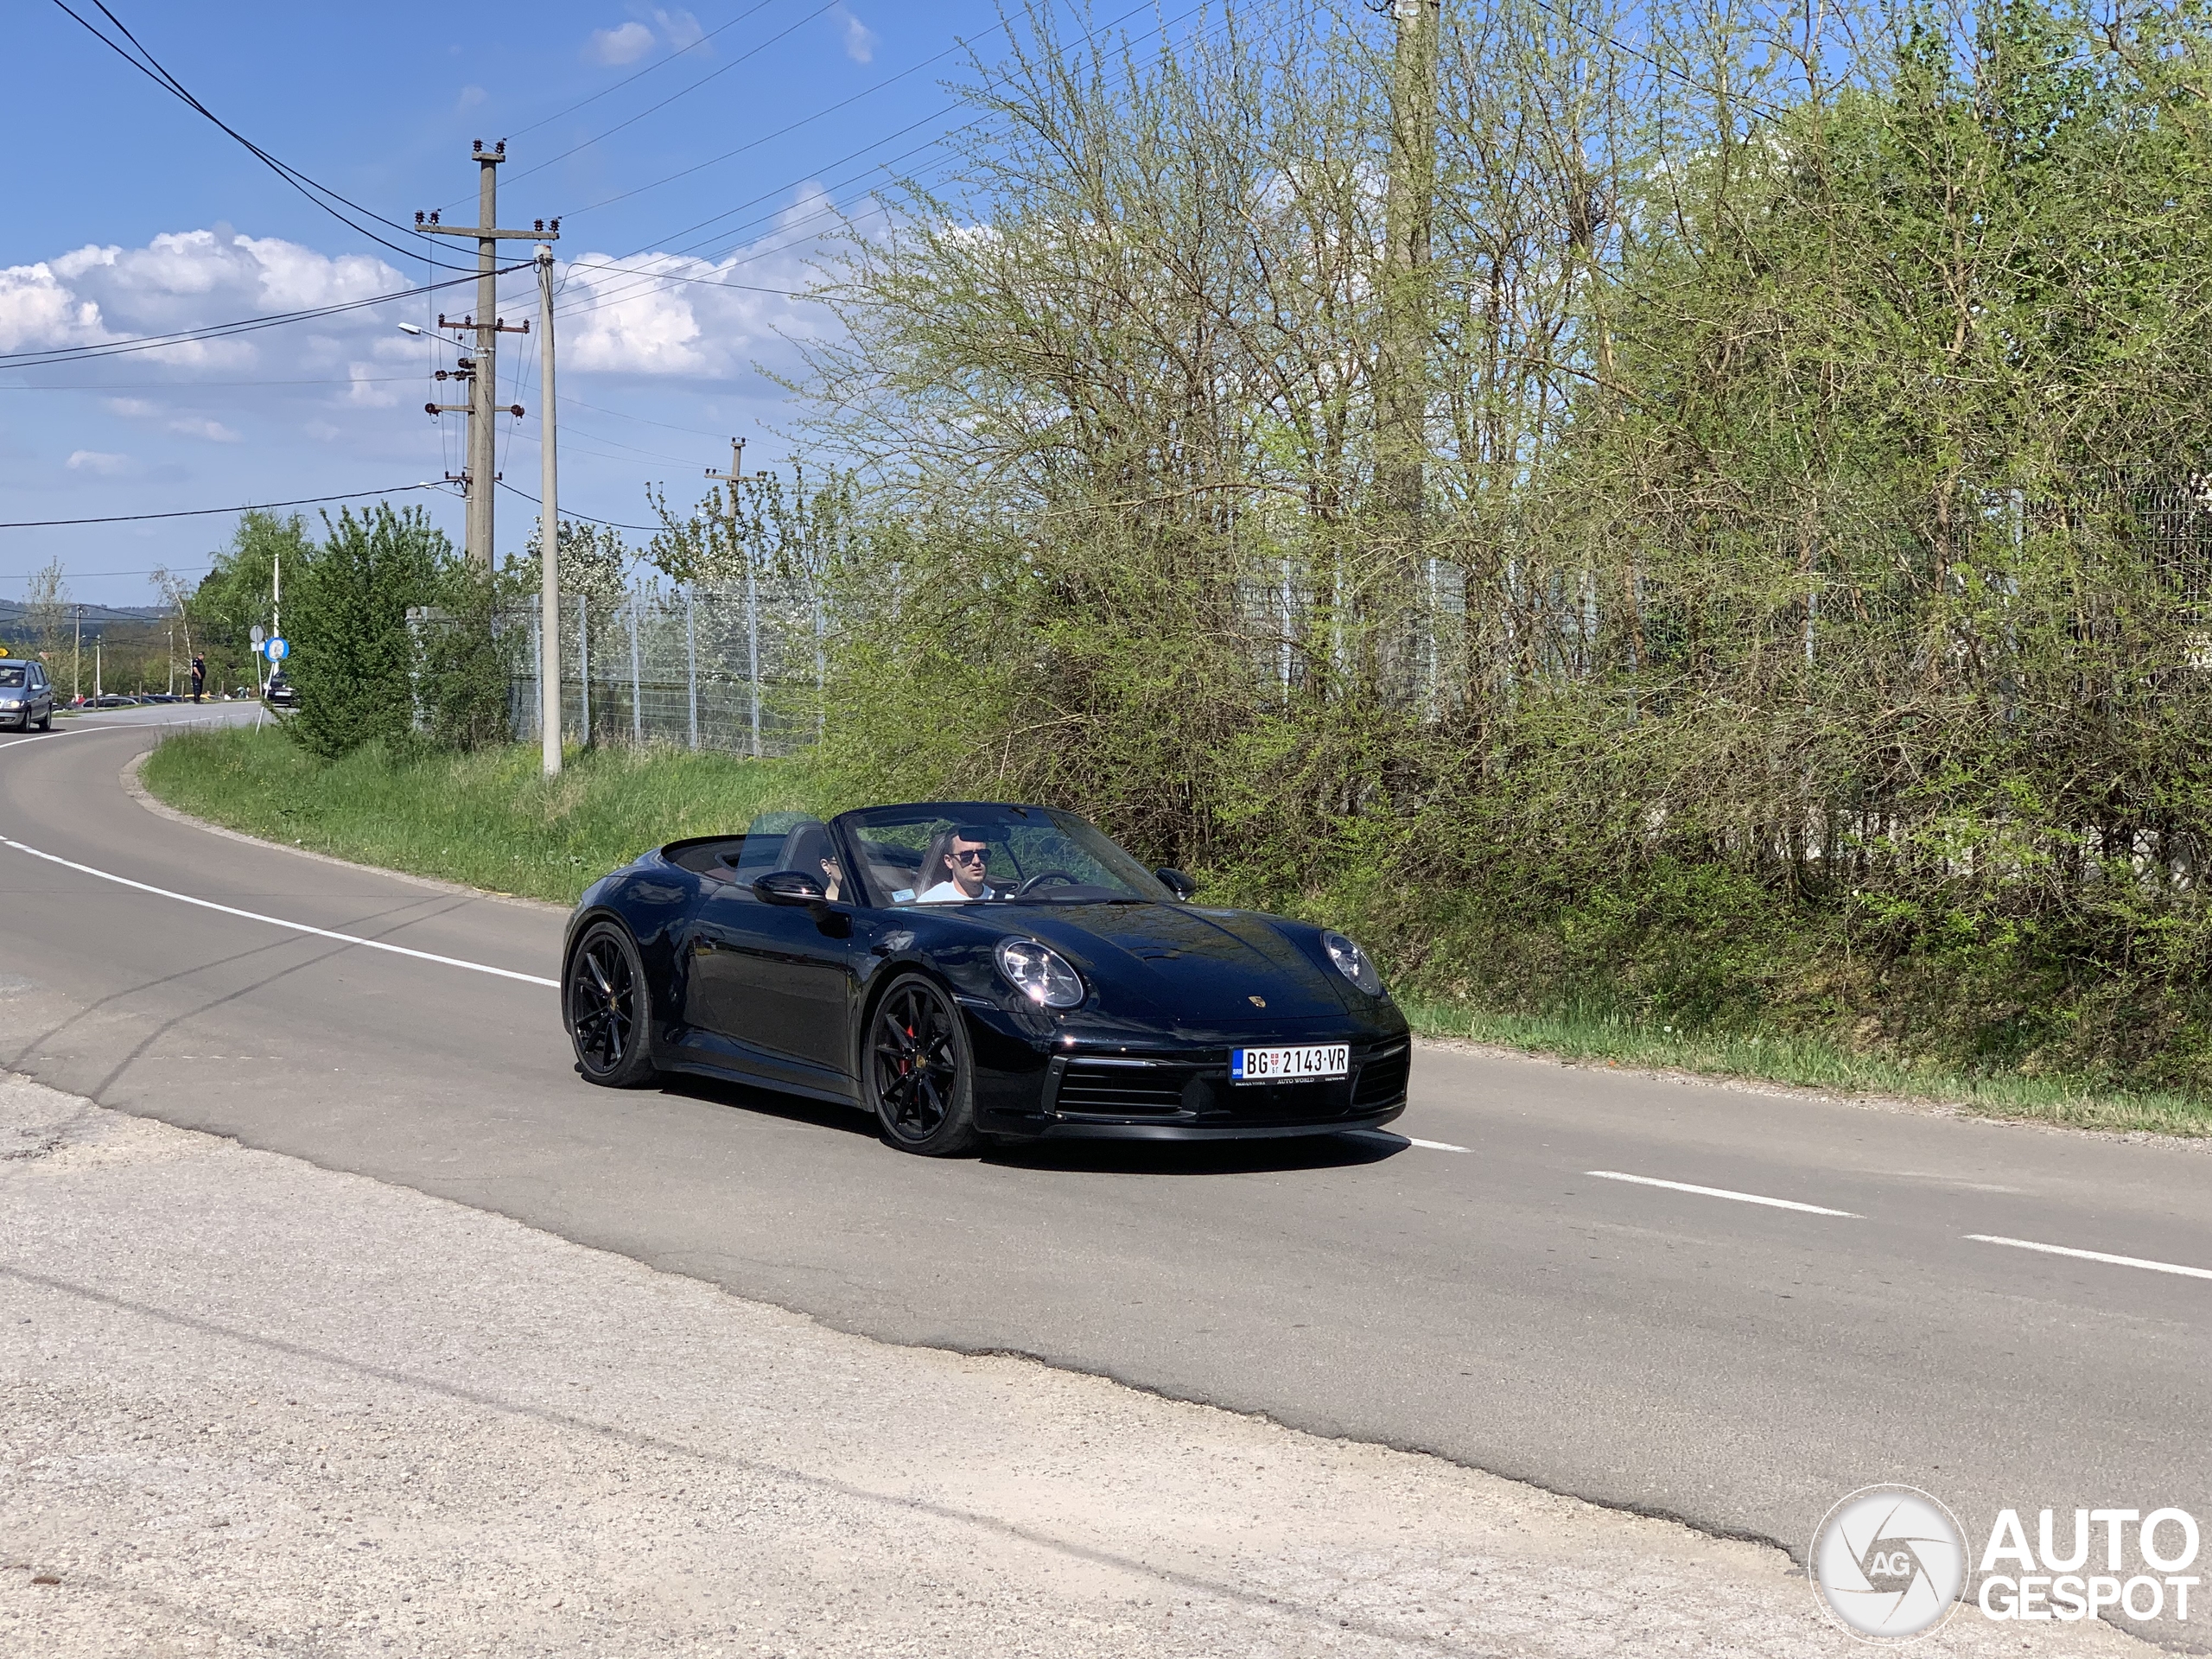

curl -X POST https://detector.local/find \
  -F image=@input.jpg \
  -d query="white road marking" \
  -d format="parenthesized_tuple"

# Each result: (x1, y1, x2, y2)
(1966, 1234, 2212, 1282)
(1407, 1137, 1467, 1153)
(0, 836, 559, 988)
(1585, 1169, 1860, 1217)
(0, 719, 557, 988)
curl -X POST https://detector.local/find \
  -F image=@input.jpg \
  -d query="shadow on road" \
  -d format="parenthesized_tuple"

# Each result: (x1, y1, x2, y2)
(655, 1071, 880, 1139)
(654, 1071, 1408, 1176)
(986, 1129, 1408, 1178)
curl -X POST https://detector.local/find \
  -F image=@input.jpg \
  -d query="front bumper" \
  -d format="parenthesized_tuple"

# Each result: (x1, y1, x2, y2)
(970, 1022, 1412, 1141)
(1004, 1104, 1406, 1142)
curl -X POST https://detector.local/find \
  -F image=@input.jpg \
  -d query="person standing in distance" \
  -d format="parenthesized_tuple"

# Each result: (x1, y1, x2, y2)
(189, 653, 207, 704)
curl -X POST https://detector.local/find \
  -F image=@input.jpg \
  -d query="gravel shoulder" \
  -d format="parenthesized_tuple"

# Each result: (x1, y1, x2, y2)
(0, 1072, 2152, 1657)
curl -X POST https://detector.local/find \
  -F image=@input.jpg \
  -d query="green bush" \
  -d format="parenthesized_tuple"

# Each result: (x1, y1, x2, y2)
(287, 505, 446, 759)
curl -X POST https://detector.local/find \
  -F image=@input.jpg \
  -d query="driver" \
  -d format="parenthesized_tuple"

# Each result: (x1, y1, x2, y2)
(915, 826, 998, 903)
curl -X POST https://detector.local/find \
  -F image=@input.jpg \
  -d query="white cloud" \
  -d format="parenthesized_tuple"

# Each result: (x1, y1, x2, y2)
(14, 230, 405, 378)
(0, 261, 108, 353)
(168, 416, 240, 442)
(457, 84, 487, 111)
(105, 397, 158, 418)
(346, 362, 397, 407)
(66, 449, 130, 474)
(652, 8, 704, 50)
(556, 194, 842, 378)
(834, 6, 877, 64)
(588, 21, 653, 64)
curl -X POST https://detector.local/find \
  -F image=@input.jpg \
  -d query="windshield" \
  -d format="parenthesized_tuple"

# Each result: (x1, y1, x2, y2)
(838, 805, 1172, 906)
(0, 668, 22, 688)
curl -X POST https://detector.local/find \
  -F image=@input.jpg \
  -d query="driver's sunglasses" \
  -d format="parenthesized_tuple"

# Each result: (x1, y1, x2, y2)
(952, 847, 990, 863)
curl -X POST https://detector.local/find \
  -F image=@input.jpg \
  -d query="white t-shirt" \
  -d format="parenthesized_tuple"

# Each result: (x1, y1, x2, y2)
(915, 879, 994, 903)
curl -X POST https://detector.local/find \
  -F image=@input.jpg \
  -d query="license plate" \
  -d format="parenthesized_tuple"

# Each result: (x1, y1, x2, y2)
(1230, 1043, 1349, 1084)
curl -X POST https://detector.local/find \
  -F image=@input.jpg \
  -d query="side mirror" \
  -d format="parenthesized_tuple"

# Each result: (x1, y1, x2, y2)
(753, 870, 828, 906)
(1155, 868, 1198, 900)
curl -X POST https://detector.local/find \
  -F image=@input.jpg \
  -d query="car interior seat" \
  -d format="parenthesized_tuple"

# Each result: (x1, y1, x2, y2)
(776, 821, 834, 881)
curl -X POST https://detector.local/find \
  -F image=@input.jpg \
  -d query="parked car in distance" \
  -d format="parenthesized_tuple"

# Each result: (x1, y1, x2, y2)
(264, 674, 299, 709)
(142, 691, 181, 703)
(0, 659, 56, 730)
(83, 692, 140, 709)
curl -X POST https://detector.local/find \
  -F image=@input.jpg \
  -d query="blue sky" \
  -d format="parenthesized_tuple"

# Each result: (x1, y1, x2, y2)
(0, 0, 1039, 604)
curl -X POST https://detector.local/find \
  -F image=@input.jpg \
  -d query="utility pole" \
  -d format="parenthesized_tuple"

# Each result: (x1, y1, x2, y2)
(537, 241, 562, 778)
(73, 605, 82, 703)
(270, 538, 282, 693)
(704, 439, 760, 758)
(416, 143, 556, 569)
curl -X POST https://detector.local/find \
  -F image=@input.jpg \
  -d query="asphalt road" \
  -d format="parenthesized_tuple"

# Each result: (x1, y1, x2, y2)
(3, 709, 2207, 1586)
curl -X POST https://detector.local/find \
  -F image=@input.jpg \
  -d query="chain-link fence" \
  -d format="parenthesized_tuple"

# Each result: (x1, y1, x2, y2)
(499, 578, 825, 760)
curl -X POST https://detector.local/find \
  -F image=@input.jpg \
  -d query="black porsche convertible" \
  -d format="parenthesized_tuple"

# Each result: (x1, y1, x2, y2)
(562, 801, 1410, 1154)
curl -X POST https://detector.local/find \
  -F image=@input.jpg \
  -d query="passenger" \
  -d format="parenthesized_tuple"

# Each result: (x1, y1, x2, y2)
(818, 855, 843, 903)
(915, 826, 998, 903)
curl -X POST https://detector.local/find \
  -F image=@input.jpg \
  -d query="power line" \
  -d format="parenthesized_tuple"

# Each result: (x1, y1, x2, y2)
(504, 0, 782, 143)
(49, 0, 470, 270)
(556, 395, 738, 442)
(0, 376, 416, 391)
(495, 479, 659, 532)
(552, 1, 1217, 327)
(556, 28, 996, 222)
(561, 259, 807, 296)
(549, 130, 949, 326)
(1518, 0, 1789, 124)
(0, 263, 526, 369)
(502, 0, 842, 193)
(0, 484, 445, 530)
(0, 568, 211, 584)
(580, 0, 1192, 264)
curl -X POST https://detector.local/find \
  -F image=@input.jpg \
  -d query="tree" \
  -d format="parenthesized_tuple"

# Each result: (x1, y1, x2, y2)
(22, 559, 68, 669)
(194, 512, 313, 693)
(286, 504, 448, 757)
(772, 0, 2212, 1085)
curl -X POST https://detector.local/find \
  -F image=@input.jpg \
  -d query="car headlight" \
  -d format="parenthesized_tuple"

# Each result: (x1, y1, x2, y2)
(996, 938, 1084, 1008)
(1322, 931, 1385, 996)
(0, 698, 17, 709)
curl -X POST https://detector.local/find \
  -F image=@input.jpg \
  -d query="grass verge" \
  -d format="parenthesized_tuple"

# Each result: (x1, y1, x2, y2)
(1402, 997, 2212, 1136)
(141, 725, 817, 906)
(143, 725, 2210, 1135)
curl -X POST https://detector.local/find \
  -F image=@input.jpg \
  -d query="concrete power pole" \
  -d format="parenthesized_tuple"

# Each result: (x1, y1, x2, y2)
(415, 143, 556, 569)
(537, 243, 562, 779)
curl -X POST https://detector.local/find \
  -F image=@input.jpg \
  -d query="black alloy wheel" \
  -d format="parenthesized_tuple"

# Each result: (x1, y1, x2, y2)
(568, 921, 658, 1087)
(867, 974, 978, 1155)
